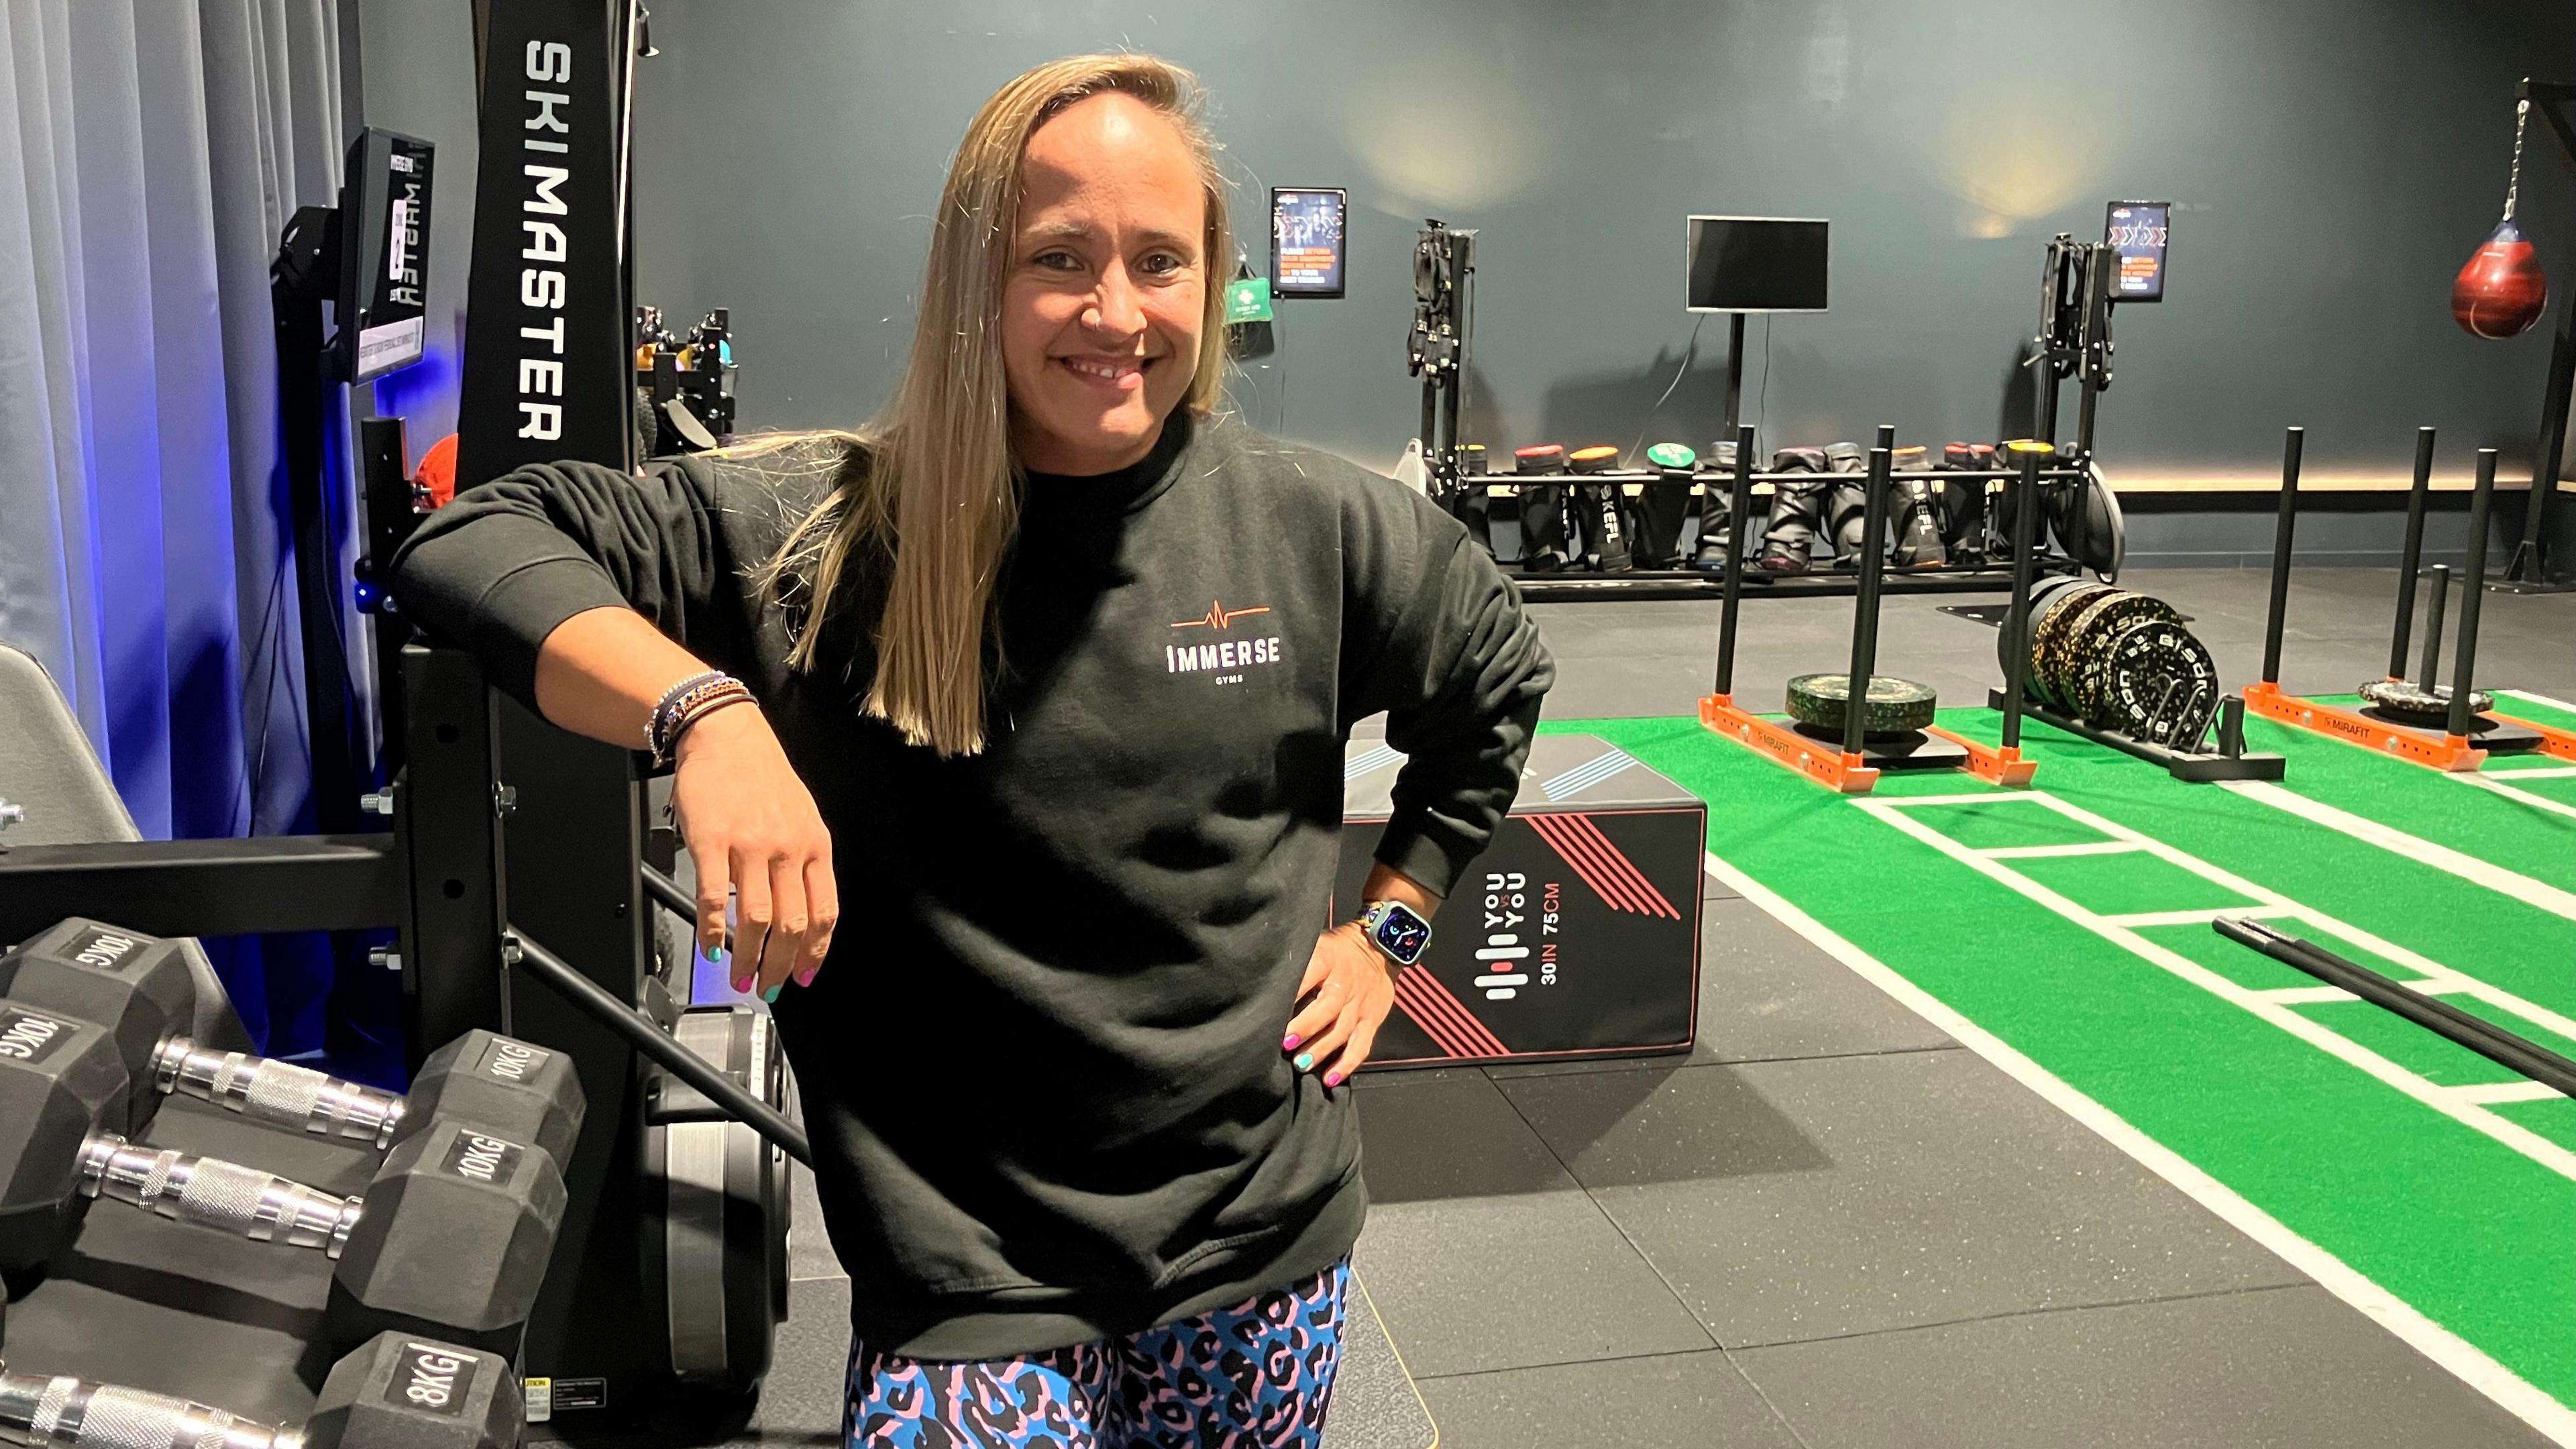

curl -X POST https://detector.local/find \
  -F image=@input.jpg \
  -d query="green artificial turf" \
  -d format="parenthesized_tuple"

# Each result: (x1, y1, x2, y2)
(1540, 708, 2576, 1413)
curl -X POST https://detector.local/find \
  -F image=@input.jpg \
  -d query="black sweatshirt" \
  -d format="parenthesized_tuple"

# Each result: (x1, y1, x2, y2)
(389, 409, 1553, 1358)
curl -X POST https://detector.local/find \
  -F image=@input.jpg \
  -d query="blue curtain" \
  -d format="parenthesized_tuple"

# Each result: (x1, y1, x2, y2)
(0, 0, 354, 1055)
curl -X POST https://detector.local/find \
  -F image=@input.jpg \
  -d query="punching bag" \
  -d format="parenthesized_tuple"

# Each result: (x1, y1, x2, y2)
(2454, 99, 2549, 340)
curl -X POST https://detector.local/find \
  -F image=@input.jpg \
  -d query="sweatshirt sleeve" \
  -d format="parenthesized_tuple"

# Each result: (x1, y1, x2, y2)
(1340, 490, 1556, 900)
(386, 455, 743, 708)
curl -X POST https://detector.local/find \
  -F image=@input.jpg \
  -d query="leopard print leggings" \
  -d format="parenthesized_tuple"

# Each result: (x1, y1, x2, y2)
(843, 1255, 1349, 1448)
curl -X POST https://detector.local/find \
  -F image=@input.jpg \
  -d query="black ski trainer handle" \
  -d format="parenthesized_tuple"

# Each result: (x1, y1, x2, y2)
(503, 931, 814, 1167)
(2214, 916, 2576, 1098)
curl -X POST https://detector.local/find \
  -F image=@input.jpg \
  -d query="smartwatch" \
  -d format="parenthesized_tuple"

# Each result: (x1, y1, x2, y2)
(1358, 900, 1434, 967)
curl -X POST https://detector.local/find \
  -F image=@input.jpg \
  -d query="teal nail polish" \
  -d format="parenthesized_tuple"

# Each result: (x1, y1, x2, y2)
(1293, 1053, 1314, 1072)
(708, 945, 726, 963)
(762, 984, 782, 1004)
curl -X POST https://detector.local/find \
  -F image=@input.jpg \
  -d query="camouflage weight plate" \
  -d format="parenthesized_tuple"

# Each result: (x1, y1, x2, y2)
(2096, 619, 2221, 748)
(1783, 673, 1940, 736)
(2357, 678, 2494, 725)
(2065, 592, 2184, 722)
(1995, 573, 2095, 688)
(2029, 582, 2114, 711)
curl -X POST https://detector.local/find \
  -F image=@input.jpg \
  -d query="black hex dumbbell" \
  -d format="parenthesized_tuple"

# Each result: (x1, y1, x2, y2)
(0, 1002, 566, 1354)
(0, 1331, 523, 1449)
(0, 920, 582, 1163)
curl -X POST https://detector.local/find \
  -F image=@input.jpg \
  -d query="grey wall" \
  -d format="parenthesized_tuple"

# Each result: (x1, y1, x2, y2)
(614, 0, 2576, 489)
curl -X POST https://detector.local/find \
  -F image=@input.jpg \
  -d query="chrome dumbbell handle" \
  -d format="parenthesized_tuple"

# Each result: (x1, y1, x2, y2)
(0, 1368, 303, 1449)
(74, 1135, 362, 1259)
(151, 1040, 407, 1150)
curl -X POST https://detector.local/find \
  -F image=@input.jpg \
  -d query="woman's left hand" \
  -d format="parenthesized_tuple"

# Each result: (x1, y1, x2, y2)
(1283, 924, 1399, 1089)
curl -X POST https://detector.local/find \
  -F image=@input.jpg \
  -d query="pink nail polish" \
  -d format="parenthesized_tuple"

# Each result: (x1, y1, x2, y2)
(731, 973, 753, 995)
(794, 965, 819, 988)
(1282, 1034, 1301, 1051)
(1324, 1071, 1344, 1088)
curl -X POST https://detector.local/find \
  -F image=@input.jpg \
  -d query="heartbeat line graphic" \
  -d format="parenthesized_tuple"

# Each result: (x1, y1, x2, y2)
(1171, 600, 1273, 631)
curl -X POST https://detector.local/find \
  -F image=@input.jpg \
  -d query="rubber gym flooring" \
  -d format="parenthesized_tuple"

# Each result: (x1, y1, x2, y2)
(700, 569, 2576, 1448)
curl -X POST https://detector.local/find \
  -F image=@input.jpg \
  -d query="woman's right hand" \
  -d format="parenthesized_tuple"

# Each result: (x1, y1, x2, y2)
(669, 702, 839, 998)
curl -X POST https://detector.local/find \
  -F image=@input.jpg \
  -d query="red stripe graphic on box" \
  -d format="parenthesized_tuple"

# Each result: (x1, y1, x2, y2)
(1390, 971, 1479, 1057)
(1395, 965, 1509, 1058)
(1525, 813, 1681, 918)
(1525, 812, 1650, 913)
(1561, 813, 1682, 919)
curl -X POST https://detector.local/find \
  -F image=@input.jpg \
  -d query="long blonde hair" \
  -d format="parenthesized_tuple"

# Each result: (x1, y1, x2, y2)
(749, 53, 1232, 757)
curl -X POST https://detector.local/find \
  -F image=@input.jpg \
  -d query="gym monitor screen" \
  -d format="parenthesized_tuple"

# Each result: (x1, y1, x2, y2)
(1686, 217, 1829, 313)
(338, 127, 436, 381)
(1271, 188, 1346, 299)
(2104, 201, 2170, 303)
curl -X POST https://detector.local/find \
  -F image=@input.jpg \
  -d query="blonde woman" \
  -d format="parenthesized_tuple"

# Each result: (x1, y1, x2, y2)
(393, 53, 1550, 1448)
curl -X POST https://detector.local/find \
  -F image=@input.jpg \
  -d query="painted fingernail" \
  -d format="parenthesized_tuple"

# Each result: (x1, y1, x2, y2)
(794, 965, 820, 988)
(1282, 1034, 1302, 1051)
(762, 984, 782, 1004)
(1293, 1053, 1314, 1072)
(708, 945, 727, 963)
(1324, 1071, 1344, 1087)
(731, 973, 753, 995)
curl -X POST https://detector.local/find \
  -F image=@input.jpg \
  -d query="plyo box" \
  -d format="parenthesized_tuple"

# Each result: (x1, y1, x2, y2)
(1338, 733, 1704, 1069)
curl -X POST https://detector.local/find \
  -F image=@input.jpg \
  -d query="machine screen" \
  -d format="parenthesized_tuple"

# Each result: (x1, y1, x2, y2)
(1686, 217, 1829, 312)
(2105, 201, 2170, 302)
(1272, 189, 1347, 299)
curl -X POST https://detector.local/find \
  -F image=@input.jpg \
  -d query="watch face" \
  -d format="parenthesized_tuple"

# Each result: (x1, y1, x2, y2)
(1374, 906, 1432, 963)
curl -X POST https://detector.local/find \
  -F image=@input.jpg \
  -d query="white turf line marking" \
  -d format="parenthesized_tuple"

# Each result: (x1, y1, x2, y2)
(2222, 781, 2576, 924)
(1981, 841, 2146, 859)
(1702, 847, 2576, 1445)
(2482, 764, 2576, 780)
(1856, 794, 2576, 1182)
(2458, 771, 2576, 824)
(2450, 1080, 2571, 1107)
(2249, 985, 2360, 1006)
(2500, 688, 2576, 715)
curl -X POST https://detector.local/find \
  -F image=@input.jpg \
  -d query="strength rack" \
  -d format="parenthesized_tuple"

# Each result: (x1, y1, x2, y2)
(1700, 425, 2039, 793)
(2245, 426, 2576, 770)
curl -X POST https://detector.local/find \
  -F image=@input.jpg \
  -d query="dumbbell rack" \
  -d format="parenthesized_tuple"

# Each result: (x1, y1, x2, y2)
(2245, 425, 2575, 770)
(1, 1091, 384, 1426)
(1699, 425, 2041, 794)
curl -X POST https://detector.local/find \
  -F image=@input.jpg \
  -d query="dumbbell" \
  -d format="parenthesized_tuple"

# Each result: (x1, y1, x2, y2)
(0, 920, 582, 1163)
(0, 1004, 565, 1355)
(0, 1331, 522, 1449)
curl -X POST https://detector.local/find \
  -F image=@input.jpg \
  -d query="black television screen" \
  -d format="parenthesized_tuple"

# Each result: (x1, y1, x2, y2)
(338, 127, 435, 382)
(2104, 200, 2169, 303)
(1271, 188, 1346, 299)
(1686, 217, 1829, 313)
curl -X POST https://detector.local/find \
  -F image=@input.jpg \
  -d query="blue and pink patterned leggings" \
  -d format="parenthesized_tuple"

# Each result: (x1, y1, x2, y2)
(843, 1255, 1350, 1448)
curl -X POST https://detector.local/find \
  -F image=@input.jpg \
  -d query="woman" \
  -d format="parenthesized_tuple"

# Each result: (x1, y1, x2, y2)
(393, 52, 1550, 1448)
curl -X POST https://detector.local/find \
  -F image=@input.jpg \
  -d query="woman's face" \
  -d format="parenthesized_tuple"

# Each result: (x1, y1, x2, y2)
(1002, 93, 1205, 476)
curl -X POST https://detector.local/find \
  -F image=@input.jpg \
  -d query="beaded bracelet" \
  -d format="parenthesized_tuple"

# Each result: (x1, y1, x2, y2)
(658, 682, 754, 767)
(649, 671, 752, 766)
(647, 671, 728, 756)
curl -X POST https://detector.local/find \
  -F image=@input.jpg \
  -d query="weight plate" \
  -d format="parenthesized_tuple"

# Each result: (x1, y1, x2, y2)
(2358, 678, 2493, 724)
(2069, 593, 2185, 722)
(1995, 574, 2092, 689)
(2081, 460, 2126, 580)
(1568, 445, 1620, 474)
(2029, 582, 2114, 710)
(1784, 673, 1940, 735)
(1646, 441, 1697, 470)
(1514, 444, 1564, 474)
(2042, 588, 2127, 706)
(2050, 590, 2174, 716)
(2096, 619, 2222, 748)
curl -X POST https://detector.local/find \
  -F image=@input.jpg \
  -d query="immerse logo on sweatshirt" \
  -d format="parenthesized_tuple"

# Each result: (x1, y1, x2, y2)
(1166, 600, 1284, 684)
